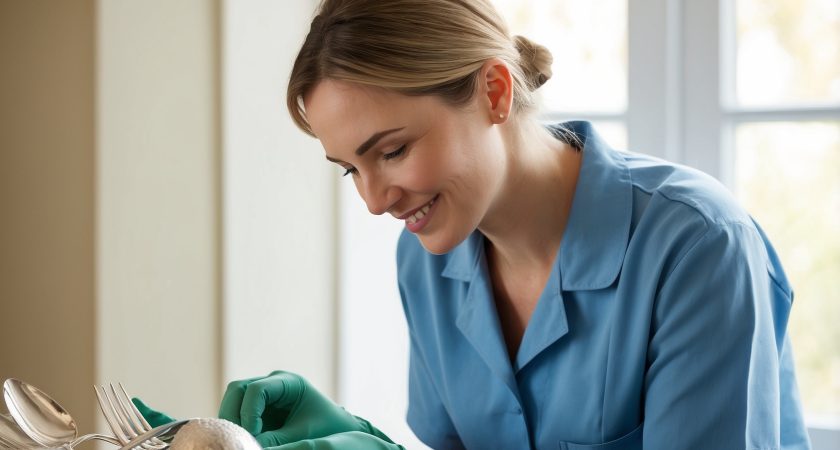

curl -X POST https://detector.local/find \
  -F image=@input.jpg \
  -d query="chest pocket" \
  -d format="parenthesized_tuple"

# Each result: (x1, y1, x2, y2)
(559, 423, 643, 450)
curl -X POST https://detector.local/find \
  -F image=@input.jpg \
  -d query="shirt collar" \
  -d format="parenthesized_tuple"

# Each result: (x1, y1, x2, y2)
(442, 121, 633, 290)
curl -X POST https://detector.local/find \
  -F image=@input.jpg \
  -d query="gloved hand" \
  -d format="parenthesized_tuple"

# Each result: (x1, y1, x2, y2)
(219, 370, 397, 447)
(131, 398, 177, 428)
(267, 431, 405, 450)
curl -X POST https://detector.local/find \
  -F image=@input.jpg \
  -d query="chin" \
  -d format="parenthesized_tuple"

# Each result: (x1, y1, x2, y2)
(416, 231, 469, 256)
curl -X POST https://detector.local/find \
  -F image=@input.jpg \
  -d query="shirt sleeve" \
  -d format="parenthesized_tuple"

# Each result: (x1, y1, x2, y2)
(405, 333, 466, 450)
(643, 222, 802, 450)
(397, 273, 465, 450)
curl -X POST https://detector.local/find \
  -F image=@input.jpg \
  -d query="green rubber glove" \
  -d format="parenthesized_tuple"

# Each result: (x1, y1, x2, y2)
(267, 431, 405, 450)
(219, 371, 397, 447)
(131, 398, 177, 428)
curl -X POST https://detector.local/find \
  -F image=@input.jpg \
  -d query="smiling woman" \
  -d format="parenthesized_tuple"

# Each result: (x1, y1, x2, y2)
(150, 0, 816, 449)
(266, 0, 815, 449)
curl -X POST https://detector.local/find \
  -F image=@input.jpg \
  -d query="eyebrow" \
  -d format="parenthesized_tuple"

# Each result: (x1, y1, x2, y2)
(325, 127, 405, 163)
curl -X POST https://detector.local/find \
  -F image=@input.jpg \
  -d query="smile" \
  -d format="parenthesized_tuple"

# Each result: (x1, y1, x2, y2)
(407, 196, 436, 224)
(404, 195, 439, 234)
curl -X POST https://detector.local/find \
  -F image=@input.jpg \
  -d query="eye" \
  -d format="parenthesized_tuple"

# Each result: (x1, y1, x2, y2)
(340, 144, 406, 178)
(383, 145, 407, 160)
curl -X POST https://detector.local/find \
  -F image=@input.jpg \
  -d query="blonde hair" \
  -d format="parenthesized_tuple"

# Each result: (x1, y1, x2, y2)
(287, 0, 553, 137)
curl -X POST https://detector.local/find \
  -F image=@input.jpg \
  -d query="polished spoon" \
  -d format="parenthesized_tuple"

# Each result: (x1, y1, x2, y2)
(0, 412, 43, 448)
(3, 378, 121, 448)
(0, 412, 67, 449)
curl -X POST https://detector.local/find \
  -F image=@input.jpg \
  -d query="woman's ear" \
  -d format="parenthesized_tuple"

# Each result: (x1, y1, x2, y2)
(480, 58, 513, 124)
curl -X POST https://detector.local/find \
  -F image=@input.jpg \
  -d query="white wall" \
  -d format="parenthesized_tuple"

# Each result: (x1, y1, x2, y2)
(98, 0, 338, 422)
(96, 0, 221, 420)
(221, 0, 337, 395)
(97, 0, 339, 423)
(339, 187, 429, 449)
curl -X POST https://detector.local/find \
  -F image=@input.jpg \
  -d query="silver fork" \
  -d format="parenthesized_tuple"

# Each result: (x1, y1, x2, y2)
(94, 383, 168, 449)
(116, 420, 190, 450)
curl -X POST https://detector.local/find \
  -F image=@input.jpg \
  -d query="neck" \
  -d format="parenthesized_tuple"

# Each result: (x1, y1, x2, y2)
(478, 120, 582, 272)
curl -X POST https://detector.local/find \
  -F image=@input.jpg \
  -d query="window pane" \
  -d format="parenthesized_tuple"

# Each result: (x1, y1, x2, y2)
(492, 0, 627, 113)
(735, 0, 840, 107)
(734, 121, 840, 420)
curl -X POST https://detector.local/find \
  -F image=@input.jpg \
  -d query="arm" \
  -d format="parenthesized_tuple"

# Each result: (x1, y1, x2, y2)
(405, 333, 466, 450)
(643, 223, 796, 449)
(398, 274, 465, 450)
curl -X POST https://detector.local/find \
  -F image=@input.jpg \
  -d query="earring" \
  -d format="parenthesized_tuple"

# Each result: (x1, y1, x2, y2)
(499, 113, 505, 119)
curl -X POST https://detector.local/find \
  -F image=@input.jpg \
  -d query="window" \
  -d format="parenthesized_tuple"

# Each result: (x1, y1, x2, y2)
(493, 0, 629, 148)
(734, 122, 840, 425)
(727, 0, 840, 440)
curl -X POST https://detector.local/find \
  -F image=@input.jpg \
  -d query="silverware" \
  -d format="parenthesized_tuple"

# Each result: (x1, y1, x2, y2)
(3, 378, 121, 448)
(0, 412, 59, 449)
(0, 412, 41, 448)
(2, 379, 188, 450)
(94, 383, 167, 449)
(116, 420, 191, 450)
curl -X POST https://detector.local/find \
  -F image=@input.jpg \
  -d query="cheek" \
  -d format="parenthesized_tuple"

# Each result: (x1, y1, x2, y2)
(399, 151, 451, 191)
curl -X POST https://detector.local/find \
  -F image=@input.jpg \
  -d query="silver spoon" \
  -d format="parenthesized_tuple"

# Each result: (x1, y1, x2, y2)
(0, 412, 43, 448)
(3, 378, 121, 448)
(0, 413, 62, 449)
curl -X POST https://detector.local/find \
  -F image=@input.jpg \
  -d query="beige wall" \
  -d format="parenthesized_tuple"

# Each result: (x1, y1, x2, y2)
(0, 0, 97, 429)
(0, 0, 336, 440)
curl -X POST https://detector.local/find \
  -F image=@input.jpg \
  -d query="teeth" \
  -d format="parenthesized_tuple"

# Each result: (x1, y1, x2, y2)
(407, 197, 436, 224)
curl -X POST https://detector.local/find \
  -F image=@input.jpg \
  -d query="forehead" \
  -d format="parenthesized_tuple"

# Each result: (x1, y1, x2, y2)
(304, 79, 436, 154)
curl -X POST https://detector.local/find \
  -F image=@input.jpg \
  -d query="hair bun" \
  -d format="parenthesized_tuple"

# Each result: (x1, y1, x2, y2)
(513, 35, 553, 90)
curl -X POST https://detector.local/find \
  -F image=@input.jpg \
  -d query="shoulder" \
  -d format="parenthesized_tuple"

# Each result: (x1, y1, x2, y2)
(617, 151, 786, 288)
(623, 151, 753, 229)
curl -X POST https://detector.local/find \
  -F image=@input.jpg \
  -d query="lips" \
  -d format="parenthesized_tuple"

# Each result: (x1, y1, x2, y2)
(401, 194, 439, 234)
(407, 197, 437, 224)
(398, 195, 438, 221)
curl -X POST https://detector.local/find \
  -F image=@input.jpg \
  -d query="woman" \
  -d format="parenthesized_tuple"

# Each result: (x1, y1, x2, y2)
(137, 0, 811, 448)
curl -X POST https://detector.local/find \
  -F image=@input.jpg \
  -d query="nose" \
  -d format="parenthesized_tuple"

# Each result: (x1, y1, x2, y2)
(357, 174, 401, 216)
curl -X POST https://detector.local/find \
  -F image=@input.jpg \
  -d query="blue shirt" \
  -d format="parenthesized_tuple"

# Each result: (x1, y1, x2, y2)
(396, 121, 811, 450)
